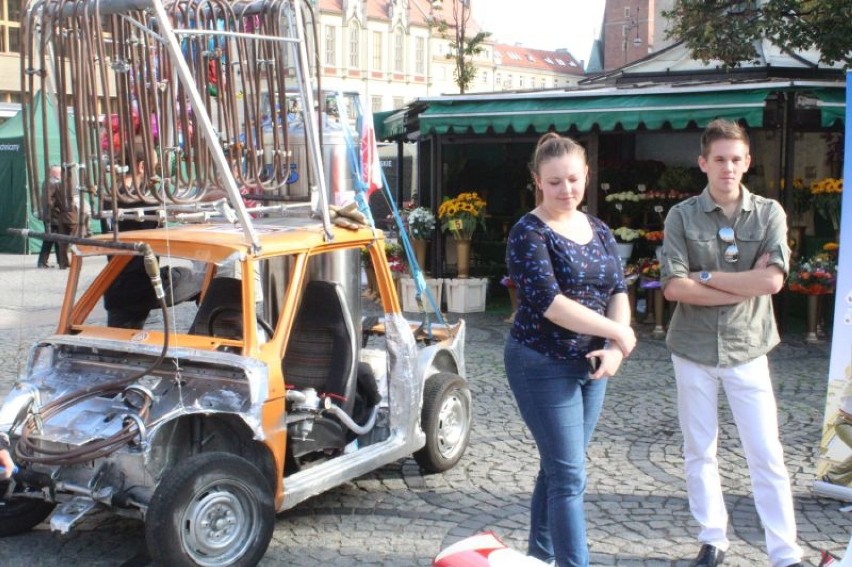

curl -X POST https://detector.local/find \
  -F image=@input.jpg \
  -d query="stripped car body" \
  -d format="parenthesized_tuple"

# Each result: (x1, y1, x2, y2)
(1, 220, 470, 565)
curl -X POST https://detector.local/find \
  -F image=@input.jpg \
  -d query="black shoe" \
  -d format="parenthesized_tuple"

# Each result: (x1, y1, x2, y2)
(784, 564, 805, 567)
(689, 544, 725, 567)
(37, 263, 50, 269)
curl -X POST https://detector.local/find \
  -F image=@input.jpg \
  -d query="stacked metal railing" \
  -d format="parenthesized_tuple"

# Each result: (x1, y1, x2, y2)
(21, 0, 333, 250)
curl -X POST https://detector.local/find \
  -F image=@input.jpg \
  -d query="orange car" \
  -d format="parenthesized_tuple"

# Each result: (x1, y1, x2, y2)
(0, 217, 470, 566)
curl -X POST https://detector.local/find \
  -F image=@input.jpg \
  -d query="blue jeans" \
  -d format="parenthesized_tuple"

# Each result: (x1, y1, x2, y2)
(504, 337, 608, 567)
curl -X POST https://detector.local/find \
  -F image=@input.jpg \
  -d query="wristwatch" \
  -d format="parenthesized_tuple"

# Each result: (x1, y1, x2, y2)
(698, 270, 712, 284)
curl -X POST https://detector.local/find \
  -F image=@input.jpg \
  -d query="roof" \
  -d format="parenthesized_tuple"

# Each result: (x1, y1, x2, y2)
(403, 79, 846, 137)
(492, 44, 585, 77)
(584, 39, 846, 86)
(319, 0, 481, 31)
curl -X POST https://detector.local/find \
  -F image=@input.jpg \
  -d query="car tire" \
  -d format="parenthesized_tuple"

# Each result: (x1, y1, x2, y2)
(145, 452, 274, 567)
(0, 497, 55, 536)
(414, 373, 471, 473)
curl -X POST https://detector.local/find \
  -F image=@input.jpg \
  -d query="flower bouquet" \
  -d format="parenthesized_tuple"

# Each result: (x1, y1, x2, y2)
(384, 241, 408, 276)
(788, 249, 837, 295)
(637, 256, 661, 290)
(638, 257, 661, 279)
(612, 226, 645, 243)
(404, 206, 437, 240)
(643, 230, 664, 244)
(438, 191, 487, 240)
(604, 190, 644, 219)
(810, 177, 843, 230)
(779, 177, 811, 219)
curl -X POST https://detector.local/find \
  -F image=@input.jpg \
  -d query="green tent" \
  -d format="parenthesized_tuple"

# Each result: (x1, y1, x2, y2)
(0, 93, 66, 254)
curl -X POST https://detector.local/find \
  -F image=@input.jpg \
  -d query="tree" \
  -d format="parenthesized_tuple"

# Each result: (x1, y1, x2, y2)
(663, 0, 852, 69)
(431, 0, 491, 94)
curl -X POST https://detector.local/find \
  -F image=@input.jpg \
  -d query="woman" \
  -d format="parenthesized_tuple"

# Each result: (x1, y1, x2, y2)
(504, 132, 635, 567)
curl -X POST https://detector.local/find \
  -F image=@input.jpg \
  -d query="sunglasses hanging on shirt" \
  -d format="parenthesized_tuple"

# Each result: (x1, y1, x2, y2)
(718, 226, 738, 263)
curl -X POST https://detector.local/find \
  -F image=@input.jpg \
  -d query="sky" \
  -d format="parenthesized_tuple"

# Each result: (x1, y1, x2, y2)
(475, 0, 606, 66)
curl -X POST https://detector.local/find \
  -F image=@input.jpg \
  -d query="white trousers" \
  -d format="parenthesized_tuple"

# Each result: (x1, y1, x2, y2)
(672, 354, 803, 567)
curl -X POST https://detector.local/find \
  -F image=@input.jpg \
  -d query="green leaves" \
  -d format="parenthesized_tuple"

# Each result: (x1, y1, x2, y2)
(663, 0, 852, 68)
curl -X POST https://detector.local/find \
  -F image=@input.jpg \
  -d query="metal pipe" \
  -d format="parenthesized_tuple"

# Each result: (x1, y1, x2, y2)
(323, 403, 378, 437)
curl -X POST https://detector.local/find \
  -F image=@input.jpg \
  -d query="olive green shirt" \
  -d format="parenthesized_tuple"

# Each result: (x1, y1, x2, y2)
(660, 186, 790, 367)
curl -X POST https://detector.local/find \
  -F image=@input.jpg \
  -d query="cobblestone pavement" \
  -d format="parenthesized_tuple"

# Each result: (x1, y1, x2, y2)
(0, 253, 849, 566)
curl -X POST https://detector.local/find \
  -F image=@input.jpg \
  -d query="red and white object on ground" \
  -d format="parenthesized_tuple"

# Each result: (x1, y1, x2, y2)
(433, 532, 550, 567)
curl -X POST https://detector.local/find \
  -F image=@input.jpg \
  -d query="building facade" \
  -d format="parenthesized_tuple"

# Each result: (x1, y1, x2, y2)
(0, 0, 586, 121)
(600, 0, 677, 72)
(317, 0, 585, 110)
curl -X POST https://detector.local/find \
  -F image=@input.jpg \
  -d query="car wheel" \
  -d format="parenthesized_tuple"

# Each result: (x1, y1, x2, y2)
(145, 452, 274, 567)
(0, 497, 55, 536)
(414, 373, 471, 473)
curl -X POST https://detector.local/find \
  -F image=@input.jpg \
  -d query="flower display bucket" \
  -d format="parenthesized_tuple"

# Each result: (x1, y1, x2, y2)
(445, 277, 488, 313)
(399, 277, 443, 312)
(455, 238, 472, 278)
(616, 242, 634, 266)
(412, 239, 429, 272)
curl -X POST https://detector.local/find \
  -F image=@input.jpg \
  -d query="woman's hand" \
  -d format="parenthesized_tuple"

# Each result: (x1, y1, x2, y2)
(611, 323, 636, 357)
(586, 347, 624, 379)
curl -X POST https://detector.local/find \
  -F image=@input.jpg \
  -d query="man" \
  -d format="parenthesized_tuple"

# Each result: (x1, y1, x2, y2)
(36, 165, 73, 269)
(661, 119, 804, 567)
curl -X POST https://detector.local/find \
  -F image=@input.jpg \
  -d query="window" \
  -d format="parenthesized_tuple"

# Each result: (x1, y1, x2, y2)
(371, 95, 382, 113)
(393, 30, 404, 72)
(348, 25, 359, 68)
(519, 76, 524, 88)
(506, 74, 513, 88)
(372, 32, 382, 70)
(0, 0, 22, 53)
(324, 25, 336, 66)
(415, 37, 425, 74)
(624, 6, 631, 17)
(393, 97, 404, 109)
(481, 71, 488, 86)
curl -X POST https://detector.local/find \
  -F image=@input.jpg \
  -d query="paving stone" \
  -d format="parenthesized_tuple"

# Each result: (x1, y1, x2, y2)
(0, 254, 848, 565)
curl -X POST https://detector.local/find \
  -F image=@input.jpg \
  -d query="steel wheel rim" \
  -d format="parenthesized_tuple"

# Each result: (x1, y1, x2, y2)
(180, 480, 258, 566)
(436, 390, 468, 459)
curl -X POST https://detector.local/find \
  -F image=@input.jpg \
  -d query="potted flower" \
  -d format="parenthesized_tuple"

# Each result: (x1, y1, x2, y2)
(405, 206, 437, 240)
(810, 177, 843, 237)
(644, 229, 665, 262)
(404, 206, 436, 271)
(788, 250, 837, 296)
(384, 241, 408, 278)
(637, 256, 661, 283)
(438, 191, 487, 278)
(611, 226, 645, 265)
(604, 190, 644, 224)
(788, 244, 838, 342)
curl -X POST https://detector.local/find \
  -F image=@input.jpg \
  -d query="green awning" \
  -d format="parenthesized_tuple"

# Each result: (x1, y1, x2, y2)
(813, 87, 846, 127)
(373, 108, 407, 141)
(419, 89, 776, 135)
